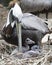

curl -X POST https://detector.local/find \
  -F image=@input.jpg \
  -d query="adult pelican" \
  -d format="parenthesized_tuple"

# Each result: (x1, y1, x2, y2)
(1, 3, 49, 48)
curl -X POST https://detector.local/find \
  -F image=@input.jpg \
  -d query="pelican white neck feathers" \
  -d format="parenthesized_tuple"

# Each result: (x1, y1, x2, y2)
(12, 3, 23, 21)
(6, 3, 23, 27)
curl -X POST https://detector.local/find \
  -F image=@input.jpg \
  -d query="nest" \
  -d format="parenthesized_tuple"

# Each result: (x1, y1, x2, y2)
(0, 40, 52, 65)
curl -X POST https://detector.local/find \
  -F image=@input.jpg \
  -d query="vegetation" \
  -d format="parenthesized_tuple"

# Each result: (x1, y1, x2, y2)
(0, 0, 13, 6)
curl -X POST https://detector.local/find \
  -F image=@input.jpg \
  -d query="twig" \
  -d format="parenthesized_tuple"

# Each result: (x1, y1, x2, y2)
(33, 49, 51, 65)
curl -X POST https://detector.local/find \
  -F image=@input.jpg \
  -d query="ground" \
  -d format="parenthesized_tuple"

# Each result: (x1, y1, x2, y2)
(0, 6, 8, 30)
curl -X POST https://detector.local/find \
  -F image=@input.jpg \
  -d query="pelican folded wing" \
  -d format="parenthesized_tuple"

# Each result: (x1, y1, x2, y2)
(21, 13, 49, 33)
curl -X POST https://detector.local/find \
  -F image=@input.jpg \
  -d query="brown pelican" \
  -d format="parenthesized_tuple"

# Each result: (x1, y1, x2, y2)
(1, 3, 49, 48)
